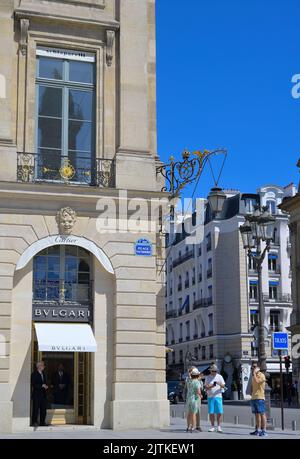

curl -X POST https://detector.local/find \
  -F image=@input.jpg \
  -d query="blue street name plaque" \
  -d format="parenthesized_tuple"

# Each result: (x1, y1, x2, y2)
(134, 238, 152, 257)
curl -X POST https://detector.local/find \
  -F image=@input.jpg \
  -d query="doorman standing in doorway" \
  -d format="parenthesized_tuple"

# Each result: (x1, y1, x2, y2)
(31, 361, 48, 427)
(52, 363, 70, 405)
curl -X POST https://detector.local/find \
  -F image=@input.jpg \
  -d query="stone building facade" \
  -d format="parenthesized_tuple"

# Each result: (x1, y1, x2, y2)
(0, 0, 169, 432)
(166, 185, 294, 397)
(280, 174, 300, 402)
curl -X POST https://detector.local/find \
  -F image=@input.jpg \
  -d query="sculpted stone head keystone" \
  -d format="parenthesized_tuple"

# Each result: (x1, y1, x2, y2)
(57, 207, 77, 235)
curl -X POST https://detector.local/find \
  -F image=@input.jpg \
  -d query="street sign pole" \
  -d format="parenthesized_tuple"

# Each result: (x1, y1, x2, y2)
(279, 350, 284, 431)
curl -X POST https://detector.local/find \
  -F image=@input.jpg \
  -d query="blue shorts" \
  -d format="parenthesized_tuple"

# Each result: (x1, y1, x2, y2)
(208, 397, 223, 414)
(251, 399, 266, 414)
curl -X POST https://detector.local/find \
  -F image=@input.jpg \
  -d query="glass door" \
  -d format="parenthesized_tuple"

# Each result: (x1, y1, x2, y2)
(31, 333, 91, 425)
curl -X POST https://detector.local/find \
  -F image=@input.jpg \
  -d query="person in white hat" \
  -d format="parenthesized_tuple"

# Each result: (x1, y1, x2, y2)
(185, 368, 203, 433)
(205, 364, 226, 433)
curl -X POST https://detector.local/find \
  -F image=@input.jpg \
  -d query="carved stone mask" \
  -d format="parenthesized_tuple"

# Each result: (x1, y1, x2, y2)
(57, 207, 77, 235)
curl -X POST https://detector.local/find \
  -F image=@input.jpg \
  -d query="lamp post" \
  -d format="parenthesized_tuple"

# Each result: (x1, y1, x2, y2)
(156, 148, 227, 226)
(239, 205, 276, 425)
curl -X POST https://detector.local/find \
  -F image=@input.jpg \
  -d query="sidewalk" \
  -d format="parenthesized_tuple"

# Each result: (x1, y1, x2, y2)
(0, 418, 299, 439)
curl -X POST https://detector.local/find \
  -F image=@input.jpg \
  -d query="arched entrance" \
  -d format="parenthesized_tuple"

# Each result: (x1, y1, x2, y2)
(31, 245, 94, 425)
(10, 236, 115, 431)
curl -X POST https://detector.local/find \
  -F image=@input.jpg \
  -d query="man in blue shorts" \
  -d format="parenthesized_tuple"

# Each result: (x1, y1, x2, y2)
(205, 364, 226, 432)
(250, 362, 267, 437)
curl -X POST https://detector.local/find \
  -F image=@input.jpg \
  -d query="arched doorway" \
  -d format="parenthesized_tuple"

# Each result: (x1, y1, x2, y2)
(31, 245, 94, 426)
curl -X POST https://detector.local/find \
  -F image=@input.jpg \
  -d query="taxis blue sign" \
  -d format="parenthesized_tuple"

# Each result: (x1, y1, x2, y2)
(134, 239, 152, 257)
(272, 332, 289, 350)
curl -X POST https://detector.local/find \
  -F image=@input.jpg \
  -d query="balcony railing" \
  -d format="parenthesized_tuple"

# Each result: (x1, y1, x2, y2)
(263, 293, 292, 303)
(17, 152, 115, 188)
(250, 294, 292, 304)
(269, 325, 281, 332)
(207, 269, 212, 278)
(166, 310, 177, 319)
(193, 298, 213, 310)
(173, 250, 194, 268)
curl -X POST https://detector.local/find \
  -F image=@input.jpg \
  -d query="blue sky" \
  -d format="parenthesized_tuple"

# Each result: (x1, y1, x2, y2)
(156, 0, 300, 198)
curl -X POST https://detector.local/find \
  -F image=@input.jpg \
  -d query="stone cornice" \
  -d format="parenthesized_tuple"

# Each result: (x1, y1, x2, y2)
(14, 9, 120, 31)
(279, 194, 300, 212)
(0, 182, 168, 203)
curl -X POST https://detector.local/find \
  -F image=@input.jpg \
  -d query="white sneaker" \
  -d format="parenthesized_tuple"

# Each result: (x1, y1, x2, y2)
(208, 426, 216, 432)
(217, 426, 223, 433)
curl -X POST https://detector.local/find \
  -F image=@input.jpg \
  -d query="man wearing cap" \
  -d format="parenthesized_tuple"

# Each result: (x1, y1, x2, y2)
(205, 364, 225, 432)
(249, 362, 267, 437)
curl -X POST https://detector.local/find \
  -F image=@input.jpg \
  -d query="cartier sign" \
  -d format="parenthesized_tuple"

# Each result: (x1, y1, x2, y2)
(33, 305, 91, 323)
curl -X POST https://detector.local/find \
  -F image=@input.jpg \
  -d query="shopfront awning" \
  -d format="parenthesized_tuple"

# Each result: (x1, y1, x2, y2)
(34, 323, 97, 352)
(267, 362, 292, 373)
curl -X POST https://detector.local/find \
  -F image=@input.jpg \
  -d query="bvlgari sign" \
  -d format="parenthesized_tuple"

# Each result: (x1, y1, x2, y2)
(33, 306, 91, 323)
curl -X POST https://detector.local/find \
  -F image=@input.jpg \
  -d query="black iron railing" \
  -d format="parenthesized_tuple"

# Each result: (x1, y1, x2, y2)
(207, 268, 212, 278)
(17, 152, 115, 188)
(173, 250, 194, 267)
(193, 298, 213, 310)
(166, 310, 177, 319)
(250, 294, 292, 304)
(262, 293, 292, 303)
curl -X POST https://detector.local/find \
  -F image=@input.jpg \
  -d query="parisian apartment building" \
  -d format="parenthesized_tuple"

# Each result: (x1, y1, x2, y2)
(165, 184, 296, 398)
(0, 0, 170, 433)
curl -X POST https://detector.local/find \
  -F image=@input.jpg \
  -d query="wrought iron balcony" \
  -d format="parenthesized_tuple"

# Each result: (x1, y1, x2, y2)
(193, 298, 213, 309)
(17, 152, 115, 188)
(173, 250, 194, 268)
(250, 294, 292, 304)
(262, 293, 292, 304)
(269, 325, 281, 333)
(166, 310, 177, 319)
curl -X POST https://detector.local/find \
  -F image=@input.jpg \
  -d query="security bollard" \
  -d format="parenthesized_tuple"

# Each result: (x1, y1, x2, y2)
(292, 421, 297, 431)
(234, 416, 239, 425)
(182, 411, 185, 419)
(251, 417, 255, 427)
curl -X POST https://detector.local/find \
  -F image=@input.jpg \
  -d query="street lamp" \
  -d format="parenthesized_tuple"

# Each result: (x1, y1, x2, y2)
(207, 187, 227, 218)
(156, 148, 227, 224)
(239, 205, 276, 425)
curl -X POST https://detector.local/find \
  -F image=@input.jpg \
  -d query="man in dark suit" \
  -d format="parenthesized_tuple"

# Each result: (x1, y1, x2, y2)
(31, 361, 48, 427)
(52, 363, 70, 405)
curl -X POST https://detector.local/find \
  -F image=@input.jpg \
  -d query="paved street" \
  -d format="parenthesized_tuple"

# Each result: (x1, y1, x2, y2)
(170, 401, 300, 430)
(0, 415, 299, 440)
